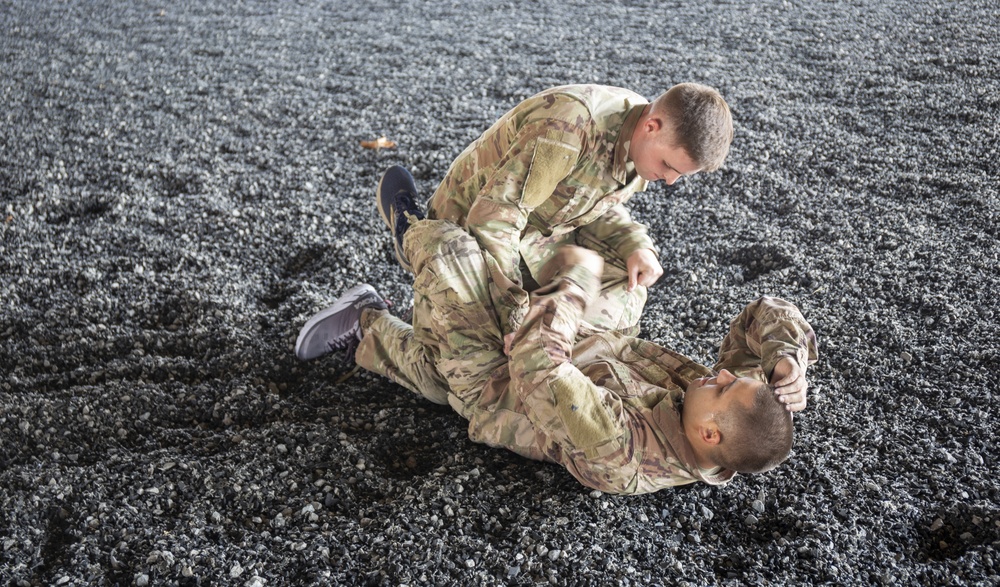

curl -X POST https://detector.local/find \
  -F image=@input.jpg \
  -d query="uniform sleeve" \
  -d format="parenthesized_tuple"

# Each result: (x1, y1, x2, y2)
(712, 296, 819, 379)
(466, 121, 584, 334)
(576, 203, 656, 262)
(508, 264, 632, 467)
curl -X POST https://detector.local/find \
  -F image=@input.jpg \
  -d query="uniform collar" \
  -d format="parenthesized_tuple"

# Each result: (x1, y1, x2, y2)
(650, 371, 737, 485)
(613, 101, 648, 184)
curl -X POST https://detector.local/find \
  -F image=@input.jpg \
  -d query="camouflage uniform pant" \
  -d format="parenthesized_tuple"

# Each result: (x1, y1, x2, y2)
(355, 219, 646, 409)
(355, 219, 507, 409)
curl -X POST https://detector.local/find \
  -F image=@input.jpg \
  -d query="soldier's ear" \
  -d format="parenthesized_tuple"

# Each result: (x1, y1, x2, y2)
(644, 115, 663, 135)
(699, 423, 721, 446)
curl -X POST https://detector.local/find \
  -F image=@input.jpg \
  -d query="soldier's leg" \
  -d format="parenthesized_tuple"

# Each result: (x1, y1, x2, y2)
(520, 228, 646, 337)
(357, 165, 452, 403)
(404, 219, 507, 418)
(355, 310, 449, 405)
(356, 219, 506, 415)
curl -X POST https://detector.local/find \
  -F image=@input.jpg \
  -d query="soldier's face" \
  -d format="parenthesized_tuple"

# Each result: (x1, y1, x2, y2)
(682, 369, 760, 430)
(629, 117, 701, 185)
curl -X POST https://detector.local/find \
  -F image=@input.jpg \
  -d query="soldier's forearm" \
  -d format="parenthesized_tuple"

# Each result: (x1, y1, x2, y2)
(713, 296, 818, 376)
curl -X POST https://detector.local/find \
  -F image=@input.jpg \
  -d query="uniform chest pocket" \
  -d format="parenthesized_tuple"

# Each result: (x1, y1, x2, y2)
(527, 182, 598, 233)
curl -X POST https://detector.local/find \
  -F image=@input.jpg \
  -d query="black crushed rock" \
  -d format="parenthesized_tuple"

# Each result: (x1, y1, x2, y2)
(2, 0, 998, 585)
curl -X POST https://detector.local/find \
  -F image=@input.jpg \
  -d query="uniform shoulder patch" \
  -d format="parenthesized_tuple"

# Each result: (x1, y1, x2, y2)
(549, 376, 620, 450)
(521, 137, 579, 209)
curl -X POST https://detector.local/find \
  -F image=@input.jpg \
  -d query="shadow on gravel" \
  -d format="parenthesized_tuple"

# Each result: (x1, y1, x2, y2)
(280, 245, 332, 280)
(915, 503, 1000, 561)
(369, 433, 452, 480)
(37, 506, 79, 581)
(726, 243, 795, 282)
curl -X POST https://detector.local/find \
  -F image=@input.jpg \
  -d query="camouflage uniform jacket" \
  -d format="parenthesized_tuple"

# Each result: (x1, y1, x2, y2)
(466, 266, 819, 495)
(427, 85, 655, 334)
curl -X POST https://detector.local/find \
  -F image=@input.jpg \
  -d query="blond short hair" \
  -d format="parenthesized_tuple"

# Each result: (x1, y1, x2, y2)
(652, 83, 734, 172)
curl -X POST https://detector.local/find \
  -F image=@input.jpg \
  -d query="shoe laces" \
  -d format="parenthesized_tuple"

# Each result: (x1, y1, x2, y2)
(397, 190, 423, 214)
(326, 326, 362, 354)
(394, 192, 424, 237)
(332, 335, 361, 364)
(326, 292, 390, 362)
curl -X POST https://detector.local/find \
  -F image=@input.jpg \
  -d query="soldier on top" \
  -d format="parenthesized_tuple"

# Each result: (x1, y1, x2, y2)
(381, 84, 734, 353)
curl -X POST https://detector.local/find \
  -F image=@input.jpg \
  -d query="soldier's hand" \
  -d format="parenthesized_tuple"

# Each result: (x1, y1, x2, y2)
(503, 332, 516, 356)
(626, 249, 663, 291)
(771, 356, 807, 412)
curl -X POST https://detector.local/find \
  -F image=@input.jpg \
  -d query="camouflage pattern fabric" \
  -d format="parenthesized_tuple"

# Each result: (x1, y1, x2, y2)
(355, 219, 505, 409)
(356, 219, 820, 494)
(427, 85, 656, 336)
(519, 225, 646, 338)
(503, 281, 819, 494)
(713, 296, 820, 379)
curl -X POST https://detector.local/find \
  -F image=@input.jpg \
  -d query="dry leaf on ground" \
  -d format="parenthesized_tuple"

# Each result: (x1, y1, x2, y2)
(360, 136, 397, 150)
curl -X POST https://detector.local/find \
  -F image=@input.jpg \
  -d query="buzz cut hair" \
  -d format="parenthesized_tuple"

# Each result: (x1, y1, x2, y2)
(713, 382, 793, 473)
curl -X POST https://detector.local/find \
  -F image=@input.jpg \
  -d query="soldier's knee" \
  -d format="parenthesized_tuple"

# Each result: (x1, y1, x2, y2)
(408, 219, 478, 268)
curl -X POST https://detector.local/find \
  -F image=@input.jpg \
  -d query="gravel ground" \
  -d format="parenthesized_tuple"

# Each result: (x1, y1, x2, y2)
(2, 1, 999, 585)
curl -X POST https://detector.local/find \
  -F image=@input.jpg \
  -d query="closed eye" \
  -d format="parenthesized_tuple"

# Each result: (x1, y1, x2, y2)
(718, 380, 737, 396)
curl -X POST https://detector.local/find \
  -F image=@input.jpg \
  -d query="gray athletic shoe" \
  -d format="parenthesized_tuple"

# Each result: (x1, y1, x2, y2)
(376, 165, 424, 273)
(294, 284, 389, 361)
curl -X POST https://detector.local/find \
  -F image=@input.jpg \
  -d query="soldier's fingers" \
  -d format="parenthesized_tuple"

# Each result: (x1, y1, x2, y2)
(774, 377, 803, 394)
(777, 387, 807, 410)
(772, 373, 795, 388)
(503, 332, 515, 356)
(770, 358, 800, 386)
(785, 396, 808, 412)
(775, 381, 806, 400)
(638, 268, 656, 288)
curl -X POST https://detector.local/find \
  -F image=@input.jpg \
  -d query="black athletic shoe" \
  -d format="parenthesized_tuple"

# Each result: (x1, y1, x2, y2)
(294, 284, 388, 361)
(376, 165, 424, 272)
